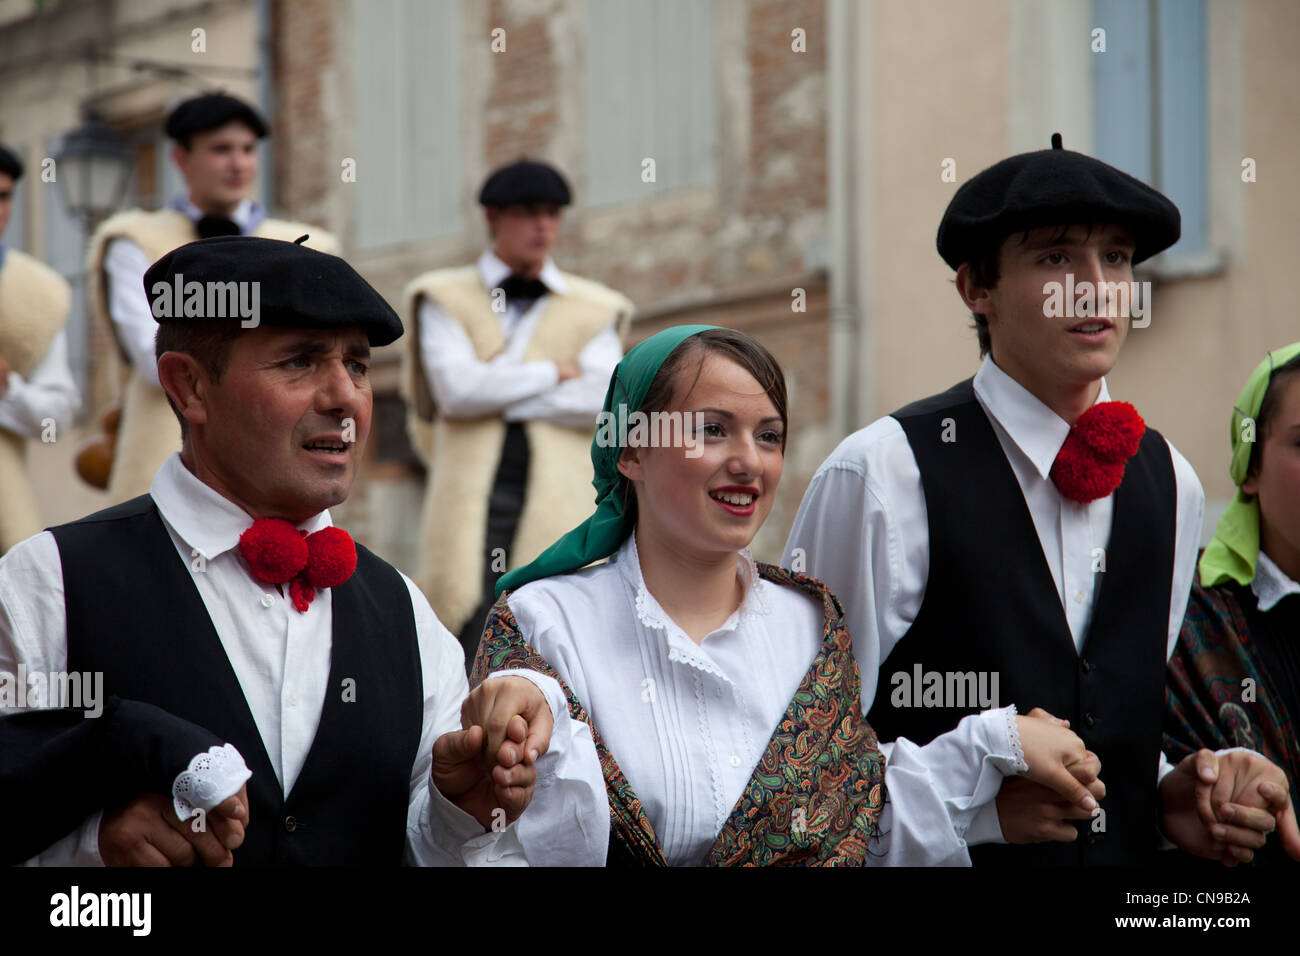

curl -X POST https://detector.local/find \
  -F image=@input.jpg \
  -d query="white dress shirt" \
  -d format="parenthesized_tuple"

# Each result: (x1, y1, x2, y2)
(0, 453, 575, 866)
(0, 328, 80, 437)
(101, 197, 262, 388)
(417, 250, 621, 427)
(783, 356, 1206, 841)
(479, 532, 1030, 867)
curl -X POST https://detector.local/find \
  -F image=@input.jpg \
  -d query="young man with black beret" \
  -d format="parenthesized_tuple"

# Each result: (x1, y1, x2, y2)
(87, 92, 338, 504)
(786, 135, 1300, 865)
(0, 144, 80, 554)
(0, 237, 601, 866)
(402, 158, 632, 665)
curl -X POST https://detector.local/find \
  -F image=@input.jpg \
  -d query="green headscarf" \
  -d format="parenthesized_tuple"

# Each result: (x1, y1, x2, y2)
(495, 324, 720, 596)
(1199, 341, 1300, 587)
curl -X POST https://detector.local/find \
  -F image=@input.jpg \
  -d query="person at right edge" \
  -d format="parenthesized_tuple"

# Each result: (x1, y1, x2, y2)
(1166, 342, 1300, 866)
(785, 134, 1300, 866)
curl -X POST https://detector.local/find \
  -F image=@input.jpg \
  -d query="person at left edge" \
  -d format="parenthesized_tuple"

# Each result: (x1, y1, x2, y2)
(0, 144, 80, 554)
(86, 91, 338, 504)
(0, 236, 594, 866)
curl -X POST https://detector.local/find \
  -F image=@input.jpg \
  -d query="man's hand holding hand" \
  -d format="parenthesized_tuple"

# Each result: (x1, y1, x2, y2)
(99, 784, 249, 867)
(1161, 749, 1300, 865)
(999, 708, 1105, 843)
(432, 676, 554, 832)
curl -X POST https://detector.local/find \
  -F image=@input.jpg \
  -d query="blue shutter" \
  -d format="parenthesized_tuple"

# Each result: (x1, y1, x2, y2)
(586, 0, 716, 206)
(352, 0, 461, 250)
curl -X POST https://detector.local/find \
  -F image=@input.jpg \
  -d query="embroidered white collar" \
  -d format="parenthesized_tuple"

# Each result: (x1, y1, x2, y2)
(613, 533, 771, 638)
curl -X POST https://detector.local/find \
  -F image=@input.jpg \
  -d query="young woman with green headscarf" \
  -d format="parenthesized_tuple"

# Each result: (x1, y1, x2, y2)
(1165, 343, 1300, 864)
(454, 325, 1105, 866)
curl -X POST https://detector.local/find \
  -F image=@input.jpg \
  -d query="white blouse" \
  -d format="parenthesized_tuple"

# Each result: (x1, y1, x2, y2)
(467, 533, 1030, 866)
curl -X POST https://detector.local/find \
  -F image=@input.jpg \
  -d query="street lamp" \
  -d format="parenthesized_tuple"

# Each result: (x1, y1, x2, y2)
(52, 110, 133, 223)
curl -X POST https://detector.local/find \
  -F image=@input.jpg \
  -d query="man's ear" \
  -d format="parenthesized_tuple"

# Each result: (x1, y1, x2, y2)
(616, 445, 643, 483)
(1241, 468, 1260, 497)
(955, 262, 994, 317)
(170, 143, 190, 177)
(157, 351, 211, 428)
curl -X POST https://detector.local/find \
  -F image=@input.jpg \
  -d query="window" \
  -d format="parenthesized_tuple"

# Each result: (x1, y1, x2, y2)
(1092, 0, 1209, 262)
(352, 0, 462, 250)
(586, 0, 716, 206)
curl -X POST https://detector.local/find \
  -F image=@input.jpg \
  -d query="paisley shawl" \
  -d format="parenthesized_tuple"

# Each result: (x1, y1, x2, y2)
(470, 562, 886, 866)
(1164, 576, 1300, 814)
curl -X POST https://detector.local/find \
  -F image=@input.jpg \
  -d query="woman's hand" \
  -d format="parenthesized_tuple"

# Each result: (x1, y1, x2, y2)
(998, 709, 1105, 843)
(1015, 708, 1101, 815)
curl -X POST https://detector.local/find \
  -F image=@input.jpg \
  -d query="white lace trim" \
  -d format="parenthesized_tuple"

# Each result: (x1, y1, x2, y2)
(1004, 703, 1028, 774)
(619, 534, 772, 636)
(693, 670, 729, 832)
(172, 743, 253, 822)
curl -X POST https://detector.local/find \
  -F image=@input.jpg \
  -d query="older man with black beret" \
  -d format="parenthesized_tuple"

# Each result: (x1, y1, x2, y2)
(401, 159, 632, 667)
(0, 236, 603, 867)
(786, 135, 1299, 866)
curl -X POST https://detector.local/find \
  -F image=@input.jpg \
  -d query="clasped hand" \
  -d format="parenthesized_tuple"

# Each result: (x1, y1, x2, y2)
(432, 676, 554, 832)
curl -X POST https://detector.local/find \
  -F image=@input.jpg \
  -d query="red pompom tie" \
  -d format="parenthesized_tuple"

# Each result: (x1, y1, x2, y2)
(238, 518, 356, 612)
(1049, 401, 1146, 504)
(238, 518, 308, 583)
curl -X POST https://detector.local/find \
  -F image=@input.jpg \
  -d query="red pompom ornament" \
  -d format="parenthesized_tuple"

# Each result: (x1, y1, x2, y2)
(238, 518, 308, 583)
(1049, 401, 1146, 504)
(304, 526, 358, 589)
(238, 518, 356, 612)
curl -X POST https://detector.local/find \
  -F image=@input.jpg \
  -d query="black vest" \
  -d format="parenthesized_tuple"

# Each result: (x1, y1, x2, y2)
(50, 496, 424, 866)
(867, 379, 1175, 865)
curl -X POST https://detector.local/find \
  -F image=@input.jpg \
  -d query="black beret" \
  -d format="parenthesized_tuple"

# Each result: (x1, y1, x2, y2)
(478, 159, 572, 207)
(937, 133, 1180, 269)
(0, 144, 22, 181)
(143, 236, 403, 346)
(165, 93, 269, 143)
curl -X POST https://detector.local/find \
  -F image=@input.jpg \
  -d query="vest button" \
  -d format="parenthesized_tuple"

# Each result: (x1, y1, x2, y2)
(1085, 712, 1096, 727)
(1080, 658, 1092, 673)
(284, 814, 298, 832)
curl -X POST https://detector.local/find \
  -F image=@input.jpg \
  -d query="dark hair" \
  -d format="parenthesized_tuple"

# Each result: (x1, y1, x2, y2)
(640, 328, 788, 442)
(620, 328, 789, 519)
(154, 321, 242, 436)
(964, 247, 999, 358)
(1248, 352, 1300, 476)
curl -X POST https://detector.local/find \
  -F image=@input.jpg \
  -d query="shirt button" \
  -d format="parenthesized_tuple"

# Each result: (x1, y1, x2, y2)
(1075, 591, 1086, 603)
(287, 695, 299, 708)
(728, 755, 741, 768)
(261, 594, 274, 608)
(714, 687, 724, 699)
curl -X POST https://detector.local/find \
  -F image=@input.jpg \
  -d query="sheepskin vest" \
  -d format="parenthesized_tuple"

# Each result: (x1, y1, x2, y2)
(0, 249, 70, 551)
(86, 209, 338, 503)
(401, 266, 632, 634)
